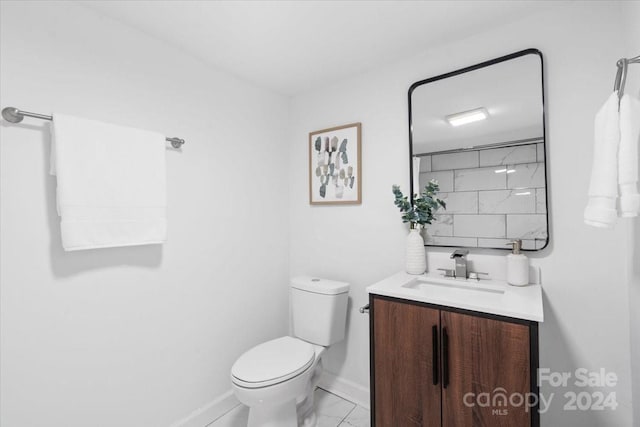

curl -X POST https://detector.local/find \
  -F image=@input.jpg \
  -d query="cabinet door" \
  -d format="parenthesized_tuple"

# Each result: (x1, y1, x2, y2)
(441, 311, 531, 427)
(372, 297, 441, 426)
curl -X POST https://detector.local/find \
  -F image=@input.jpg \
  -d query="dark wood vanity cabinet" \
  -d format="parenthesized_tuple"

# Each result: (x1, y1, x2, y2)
(372, 297, 442, 426)
(370, 295, 539, 427)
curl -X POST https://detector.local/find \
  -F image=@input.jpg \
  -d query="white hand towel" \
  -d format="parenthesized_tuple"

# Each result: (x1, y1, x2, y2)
(51, 114, 167, 251)
(618, 94, 640, 217)
(412, 156, 421, 195)
(584, 92, 620, 228)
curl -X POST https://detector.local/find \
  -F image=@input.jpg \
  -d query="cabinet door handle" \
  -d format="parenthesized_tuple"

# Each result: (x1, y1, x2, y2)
(432, 325, 439, 385)
(442, 327, 449, 388)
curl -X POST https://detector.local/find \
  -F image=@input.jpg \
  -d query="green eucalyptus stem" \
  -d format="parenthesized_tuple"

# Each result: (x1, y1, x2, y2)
(392, 180, 446, 229)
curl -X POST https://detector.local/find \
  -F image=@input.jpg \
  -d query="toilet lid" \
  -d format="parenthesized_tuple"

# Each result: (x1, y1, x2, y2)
(231, 336, 315, 388)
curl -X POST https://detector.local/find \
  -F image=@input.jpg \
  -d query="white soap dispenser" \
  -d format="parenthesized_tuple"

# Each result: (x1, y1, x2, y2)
(506, 239, 529, 286)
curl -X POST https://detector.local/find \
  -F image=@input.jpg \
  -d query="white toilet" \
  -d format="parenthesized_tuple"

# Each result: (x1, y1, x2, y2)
(230, 276, 350, 427)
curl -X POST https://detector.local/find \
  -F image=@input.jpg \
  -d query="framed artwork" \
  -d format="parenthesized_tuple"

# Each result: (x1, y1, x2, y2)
(309, 122, 362, 205)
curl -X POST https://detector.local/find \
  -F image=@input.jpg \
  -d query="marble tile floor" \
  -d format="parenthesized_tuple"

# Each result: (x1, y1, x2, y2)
(206, 388, 370, 427)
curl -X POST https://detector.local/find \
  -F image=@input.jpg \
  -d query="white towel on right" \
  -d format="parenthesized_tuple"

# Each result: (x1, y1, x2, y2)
(584, 92, 620, 228)
(412, 156, 421, 195)
(618, 94, 640, 217)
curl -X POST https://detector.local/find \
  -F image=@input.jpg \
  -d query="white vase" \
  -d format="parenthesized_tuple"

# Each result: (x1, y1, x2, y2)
(406, 227, 427, 275)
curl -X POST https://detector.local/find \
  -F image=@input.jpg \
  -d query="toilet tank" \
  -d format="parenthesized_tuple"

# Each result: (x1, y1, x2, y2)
(291, 276, 350, 346)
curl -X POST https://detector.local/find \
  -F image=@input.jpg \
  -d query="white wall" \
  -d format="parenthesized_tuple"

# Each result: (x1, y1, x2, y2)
(623, 1, 640, 425)
(0, 2, 290, 426)
(289, 2, 634, 426)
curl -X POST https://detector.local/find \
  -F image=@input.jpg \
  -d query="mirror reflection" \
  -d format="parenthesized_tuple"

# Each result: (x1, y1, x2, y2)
(409, 50, 548, 250)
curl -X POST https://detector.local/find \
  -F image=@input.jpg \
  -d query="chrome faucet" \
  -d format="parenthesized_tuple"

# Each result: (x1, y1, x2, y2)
(450, 249, 469, 279)
(438, 249, 489, 281)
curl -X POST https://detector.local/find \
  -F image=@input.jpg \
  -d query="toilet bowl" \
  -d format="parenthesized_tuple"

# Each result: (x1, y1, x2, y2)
(231, 336, 325, 427)
(230, 276, 349, 427)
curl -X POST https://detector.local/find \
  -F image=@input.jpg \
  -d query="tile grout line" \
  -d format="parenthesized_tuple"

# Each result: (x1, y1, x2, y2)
(336, 405, 358, 427)
(316, 386, 358, 427)
(317, 386, 360, 427)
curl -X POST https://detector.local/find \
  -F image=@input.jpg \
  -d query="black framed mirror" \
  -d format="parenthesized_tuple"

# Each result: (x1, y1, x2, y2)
(409, 49, 548, 250)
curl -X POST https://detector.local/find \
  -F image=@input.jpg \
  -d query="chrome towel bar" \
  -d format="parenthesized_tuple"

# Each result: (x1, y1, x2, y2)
(1, 106, 185, 149)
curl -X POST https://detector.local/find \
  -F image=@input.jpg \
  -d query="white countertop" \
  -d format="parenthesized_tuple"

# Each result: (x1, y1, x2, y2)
(366, 271, 544, 322)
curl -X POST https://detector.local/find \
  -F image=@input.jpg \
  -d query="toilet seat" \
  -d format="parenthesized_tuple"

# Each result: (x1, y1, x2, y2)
(231, 336, 315, 389)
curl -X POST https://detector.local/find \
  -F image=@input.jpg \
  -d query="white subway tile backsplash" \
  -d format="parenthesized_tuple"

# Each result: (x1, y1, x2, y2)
(479, 145, 537, 167)
(428, 236, 478, 247)
(479, 190, 536, 214)
(454, 167, 506, 191)
(507, 214, 547, 239)
(427, 214, 453, 236)
(507, 162, 545, 189)
(422, 145, 547, 249)
(419, 155, 432, 172)
(420, 170, 454, 192)
(439, 192, 478, 214)
(432, 151, 479, 171)
(455, 215, 506, 238)
(536, 188, 546, 213)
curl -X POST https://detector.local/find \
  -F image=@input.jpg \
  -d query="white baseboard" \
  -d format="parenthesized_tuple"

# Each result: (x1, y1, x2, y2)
(318, 372, 370, 410)
(170, 390, 239, 427)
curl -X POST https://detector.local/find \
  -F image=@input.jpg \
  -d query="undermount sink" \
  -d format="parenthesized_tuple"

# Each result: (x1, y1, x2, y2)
(366, 271, 544, 322)
(403, 277, 506, 295)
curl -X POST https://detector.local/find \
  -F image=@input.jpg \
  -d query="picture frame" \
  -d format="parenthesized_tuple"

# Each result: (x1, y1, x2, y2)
(309, 123, 362, 205)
